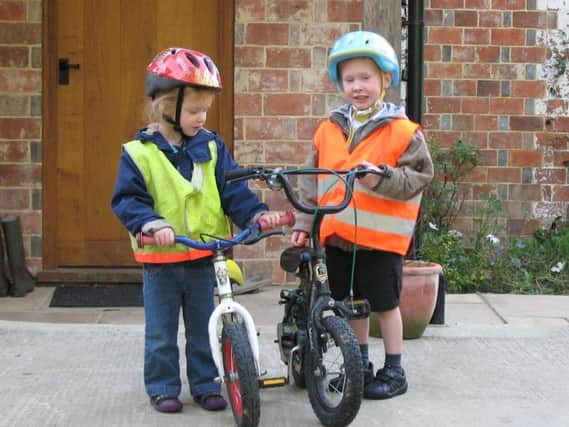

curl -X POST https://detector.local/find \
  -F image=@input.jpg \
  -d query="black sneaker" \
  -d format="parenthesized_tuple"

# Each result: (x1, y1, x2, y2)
(363, 365, 408, 399)
(328, 361, 374, 393)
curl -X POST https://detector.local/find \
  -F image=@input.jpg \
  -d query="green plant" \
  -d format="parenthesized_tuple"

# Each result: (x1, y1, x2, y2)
(414, 139, 569, 295)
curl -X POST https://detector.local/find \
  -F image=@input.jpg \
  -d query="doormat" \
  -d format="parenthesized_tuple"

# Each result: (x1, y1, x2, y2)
(49, 284, 143, 308)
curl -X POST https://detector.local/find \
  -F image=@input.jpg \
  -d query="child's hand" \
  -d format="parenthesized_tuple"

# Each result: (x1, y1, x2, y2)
(153, 227, 175, 247)
(291, 230, 309, 247)
(357, 160, 383, 189)
(257, 211, 289, 229)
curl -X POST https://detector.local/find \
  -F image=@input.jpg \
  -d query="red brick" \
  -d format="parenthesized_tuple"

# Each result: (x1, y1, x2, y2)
(492, 0, 526, 10)
(491, 28, 525, 45)
(0, 69, 41, 92)
(0, 118, 41, 139)
(235, 93, 262, 116)
(246, 23, 289, 45)
(0, 22, 41, 44)
(0, 1, 26, 20)
(428, 27, 462, 44)
(488, 167, 520, 182)
(464, 131, 489, 148)
(424, 45, 442, 61)
(264, 93, 311, 115)
(427, 97, 461, 113)
(300, 69, 336, 93)
(430, 0, 464, 8)
(510, 150, 542, 166)
(298, 25, 345, 46)
(510, 116, 544, 131)
(426, 63, 463, 79)
(511, 46, 546, 63)
(424, 9, 443, 26)
(476, 46, 500, 62)
(423, 79, 441, 96)
(297, 118, 322, 139)
(236, 0, 266, 21)
(552, 185, 569, 201)
(454, 80, 477, 96)
(327, 0, 363, 22)
(549, 117, 569, 132)
(0, 164, 41, 186)
(535, 133, 568, 149)
(265, 140, 311, 163)
(19, 211, 41, 234)
(244, 117, 297, 140)
(479, 150, 498, 166)
(462, 97, 489, 113)
(452, 46, 476, 62)
(452, 114, 474, 130)
(477, 80, 500, 96)
(233, 140, 264, 163)
(0, 189, 29, 209)
(508, 184, 541, 201)
(425, 131, 462, 147)
(0, 140, 29, 161)
(492, 64, 522, 79)
(479, 11, 501, 27)
(235, 47, 265, 68)
(234, 118, 244, 141)
(535, 168, 566, 184)
(464, 29, 490, 44)
(0, 46, 28, 67)
(248, 69, 289, 92)
(513, 11, 547, 28)
(267, 0, 311, 21)
(455, 10, 478, 26)
(464, 63, 491, 78)
(489, 98, 524, 114)
(422, 114, 441, 130)
(266, 47, 311, 68)
(474, 115, 498, 130)
(489, 132, 522, 149)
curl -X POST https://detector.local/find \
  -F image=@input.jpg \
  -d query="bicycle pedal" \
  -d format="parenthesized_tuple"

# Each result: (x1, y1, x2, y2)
(344, 298, 370, 320)
(258, 376, 288, 388)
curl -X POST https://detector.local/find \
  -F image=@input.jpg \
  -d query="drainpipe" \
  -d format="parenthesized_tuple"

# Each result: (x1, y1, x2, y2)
(406, 0, 424, 124)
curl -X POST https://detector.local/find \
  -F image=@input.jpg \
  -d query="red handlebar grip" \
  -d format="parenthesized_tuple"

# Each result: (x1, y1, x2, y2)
(257, 210, 296, 231)
(135, 233, 156, 248)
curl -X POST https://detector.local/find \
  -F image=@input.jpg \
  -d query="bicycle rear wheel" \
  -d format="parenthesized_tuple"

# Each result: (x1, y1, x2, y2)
(222, 322, 261, 427)
(304, 315, 363, 427)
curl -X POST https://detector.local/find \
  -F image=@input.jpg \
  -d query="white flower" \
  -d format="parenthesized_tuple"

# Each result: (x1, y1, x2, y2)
(486, 234, 500, 245)
(428, 222, 438, 230)
(551, 262, 565, 273)
(449, 229, 463, 239)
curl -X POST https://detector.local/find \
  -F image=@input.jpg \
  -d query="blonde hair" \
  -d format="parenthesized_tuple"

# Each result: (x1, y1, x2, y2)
(143, 86, 215, 124)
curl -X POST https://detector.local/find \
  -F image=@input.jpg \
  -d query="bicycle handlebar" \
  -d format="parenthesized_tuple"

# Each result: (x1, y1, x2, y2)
(225, 166, 391, 216)
(136, 211, 295, 251)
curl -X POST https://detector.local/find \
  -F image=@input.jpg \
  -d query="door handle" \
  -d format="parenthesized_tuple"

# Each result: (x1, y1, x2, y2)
(58, 58, 80, 85)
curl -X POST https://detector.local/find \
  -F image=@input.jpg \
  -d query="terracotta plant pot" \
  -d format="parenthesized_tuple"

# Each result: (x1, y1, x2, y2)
(369, 260, 442, 340)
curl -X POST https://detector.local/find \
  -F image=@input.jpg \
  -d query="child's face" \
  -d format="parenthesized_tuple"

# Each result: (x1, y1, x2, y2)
(178, 89, 215, 137)
(339, 57, 391, 110)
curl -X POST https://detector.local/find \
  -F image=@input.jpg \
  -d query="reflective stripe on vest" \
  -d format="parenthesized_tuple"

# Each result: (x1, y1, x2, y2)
(315, 118, 421, 255)
(123, 140, 230, 263)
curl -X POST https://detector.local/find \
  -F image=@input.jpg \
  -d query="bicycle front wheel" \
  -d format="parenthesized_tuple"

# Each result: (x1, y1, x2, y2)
(222, 322, 261, 427)
(304, 316, 363, 427)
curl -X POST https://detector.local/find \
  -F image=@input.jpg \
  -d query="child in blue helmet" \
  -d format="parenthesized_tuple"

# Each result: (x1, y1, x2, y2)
(291, 31, 434, 399)
(111, 47, 284, 414)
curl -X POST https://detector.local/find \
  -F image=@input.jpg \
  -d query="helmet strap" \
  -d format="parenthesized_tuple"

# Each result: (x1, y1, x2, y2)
(162, 87, 188, 137)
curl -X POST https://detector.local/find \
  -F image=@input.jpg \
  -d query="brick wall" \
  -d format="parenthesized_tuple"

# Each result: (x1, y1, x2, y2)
(0, 0, 42, 274)
(423, 0, 569, 237)
(0, 0, 567, 280)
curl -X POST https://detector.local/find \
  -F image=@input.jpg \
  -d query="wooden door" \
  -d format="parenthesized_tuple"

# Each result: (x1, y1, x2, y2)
(42, 0, 234, 275)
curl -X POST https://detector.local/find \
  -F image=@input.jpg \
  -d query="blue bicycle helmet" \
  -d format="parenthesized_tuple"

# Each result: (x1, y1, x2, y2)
(327, 31, 400, 89)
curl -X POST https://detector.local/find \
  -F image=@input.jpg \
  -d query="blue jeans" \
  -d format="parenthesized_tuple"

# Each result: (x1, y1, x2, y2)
(142, 258, 220, 399)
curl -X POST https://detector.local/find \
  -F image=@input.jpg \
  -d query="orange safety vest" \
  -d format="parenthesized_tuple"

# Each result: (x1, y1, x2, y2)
(315, 118, 422, 255)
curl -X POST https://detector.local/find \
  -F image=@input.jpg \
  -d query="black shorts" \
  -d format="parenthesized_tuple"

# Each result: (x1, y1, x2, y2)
(325, 246, 403, 312)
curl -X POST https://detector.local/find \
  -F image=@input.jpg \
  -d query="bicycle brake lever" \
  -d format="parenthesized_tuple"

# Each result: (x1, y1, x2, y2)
(242, 228, 285, 245)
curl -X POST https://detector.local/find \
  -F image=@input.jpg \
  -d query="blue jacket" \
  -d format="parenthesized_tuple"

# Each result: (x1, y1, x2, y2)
(111, 127, 268, 235)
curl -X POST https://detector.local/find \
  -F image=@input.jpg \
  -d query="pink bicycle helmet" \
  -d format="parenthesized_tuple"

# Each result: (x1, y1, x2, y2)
(145, 47, 222, 97)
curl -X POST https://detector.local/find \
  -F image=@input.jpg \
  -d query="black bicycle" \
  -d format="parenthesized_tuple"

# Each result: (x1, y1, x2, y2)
(225, 165, 390, 427)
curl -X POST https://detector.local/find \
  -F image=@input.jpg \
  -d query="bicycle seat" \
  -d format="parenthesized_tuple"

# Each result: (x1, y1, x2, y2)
(280, 247, 312, 273)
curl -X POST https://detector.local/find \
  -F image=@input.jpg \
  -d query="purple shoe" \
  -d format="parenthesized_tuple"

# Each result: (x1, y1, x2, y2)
(150, 395, 183, 413)
(194, 393, 227, 411)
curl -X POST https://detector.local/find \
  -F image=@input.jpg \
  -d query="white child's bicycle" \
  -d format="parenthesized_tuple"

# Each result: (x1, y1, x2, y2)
(136, 211, 294, 427)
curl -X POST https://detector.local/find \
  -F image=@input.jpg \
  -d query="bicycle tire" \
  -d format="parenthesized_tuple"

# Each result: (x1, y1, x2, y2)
(222, 322, 261, 427)
(304, 316, 363, 427)
(291, 348, 306, 388)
